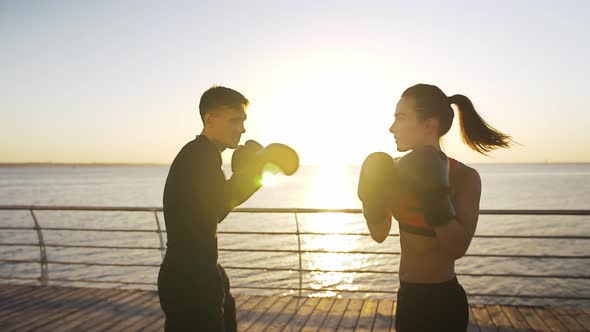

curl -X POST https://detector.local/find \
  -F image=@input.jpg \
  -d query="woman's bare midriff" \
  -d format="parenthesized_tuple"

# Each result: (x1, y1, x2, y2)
(399, 231, 455, 283)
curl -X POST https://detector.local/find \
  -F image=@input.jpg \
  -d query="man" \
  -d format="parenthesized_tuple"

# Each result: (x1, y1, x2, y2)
(158, 86, 298, 331)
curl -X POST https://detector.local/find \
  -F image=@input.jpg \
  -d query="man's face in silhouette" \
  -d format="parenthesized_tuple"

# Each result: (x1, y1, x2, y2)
(204, 105, 247, 149)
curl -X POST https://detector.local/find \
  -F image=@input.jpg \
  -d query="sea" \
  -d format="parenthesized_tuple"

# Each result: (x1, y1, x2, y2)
(0, 163, 589, 307)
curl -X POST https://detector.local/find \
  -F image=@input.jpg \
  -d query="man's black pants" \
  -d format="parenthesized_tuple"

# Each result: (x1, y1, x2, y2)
(158, 263, 236, 332)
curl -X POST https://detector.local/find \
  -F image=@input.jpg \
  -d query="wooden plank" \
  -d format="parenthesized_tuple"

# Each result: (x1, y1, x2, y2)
(501, 306, 532, 331)
(138, 315, 166, 332)
(337, 298, 364, 331)
(390, 300, 397, 332)
(534, 307, 569, 332)
(565, 307, 590, 330)
(54, 289, 146, 331)
(3, 286, 590, 332)
(319, 298, 350, 332)
(371, 299, 393, 331)
(23, 288, 123, 331)
(467, 305, 481, 332)
(31, 288, 134, 331)
(236, 295, 252, 310)
(0, 283, 13, 292)
(0, 284, 25, 298)
(238, 295, 278, 331)
(471, 304, 498, 332)
(355, 298, 379, 332)
(264, 297, 307, 332)
(0, 285, 69, 319)
(244, 296, 291, 332)
(1, 287, 83, 330)
(4, 287, 114, 331)
(486, 305, 515, 332)
(87, 290, 155, 331)
(0, 285, 55, 313)
(236, 295, 265, 325)
(110, 293, 163, 332)
(127, 293, 164, 332)
(549, 307, 586, 331)
(48, 289, 131, 331)
(282, 297, 321, 332)
(0, 284, 37, 299)
(518, 307, 551, 332)
(88, 291, 159, 331)
(122, 304, 164, 331)
(301, 297, 335, 332)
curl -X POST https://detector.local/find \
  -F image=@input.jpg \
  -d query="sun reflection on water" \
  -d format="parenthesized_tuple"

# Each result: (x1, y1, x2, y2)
(302, 164, 367, 297)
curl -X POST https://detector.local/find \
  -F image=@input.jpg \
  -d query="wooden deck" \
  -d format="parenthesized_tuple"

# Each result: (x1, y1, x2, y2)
(1, 284, 589, 331)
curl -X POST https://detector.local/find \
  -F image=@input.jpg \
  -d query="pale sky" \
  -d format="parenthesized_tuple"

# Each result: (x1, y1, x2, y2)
(1, 0, 589, 165)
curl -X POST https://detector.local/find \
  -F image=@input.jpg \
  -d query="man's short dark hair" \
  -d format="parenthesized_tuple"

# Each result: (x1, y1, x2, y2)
(199, 86, 249, 120)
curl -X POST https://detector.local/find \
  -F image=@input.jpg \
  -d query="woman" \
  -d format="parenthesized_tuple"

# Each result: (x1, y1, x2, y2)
(359, 83, 512, 331)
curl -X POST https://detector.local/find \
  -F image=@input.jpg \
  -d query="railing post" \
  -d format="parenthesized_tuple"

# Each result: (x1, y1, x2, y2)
(294, 210, 303, 297)
(30, 209, 48, 286)
(154, 211, 166, 260)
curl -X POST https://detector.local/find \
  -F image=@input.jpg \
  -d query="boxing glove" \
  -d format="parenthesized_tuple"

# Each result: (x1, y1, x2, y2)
(396, 146, 455, 227)
(358, 152, 397, 224)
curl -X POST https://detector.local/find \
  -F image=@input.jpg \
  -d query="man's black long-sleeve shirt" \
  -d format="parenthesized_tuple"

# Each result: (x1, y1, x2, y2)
(162, 135, 231, 275)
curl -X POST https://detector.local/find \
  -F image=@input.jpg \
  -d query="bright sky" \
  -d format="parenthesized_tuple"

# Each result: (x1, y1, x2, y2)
(1, 0, 589, 165)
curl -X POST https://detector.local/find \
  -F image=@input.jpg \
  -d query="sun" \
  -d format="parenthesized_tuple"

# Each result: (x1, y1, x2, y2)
(306, 161, 357, 209)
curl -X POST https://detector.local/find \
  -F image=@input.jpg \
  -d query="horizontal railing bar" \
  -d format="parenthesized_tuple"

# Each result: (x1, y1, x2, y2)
(1, 275, 586, 301)
(478, 210, 590, 216)
(0, 243, 163, 250)
(2, 205, 590, 215)
(0, 259, 40, 264)
(47, 261, 158, 267)
(2, 226, 589, 240)
(230, 285, 590, 300)
(41, 227, 156, 233)
(465, 253, 590, 259)
(0, 275, 41, 281)
(458, 273, 590, 280)
(0, 226, 36, 230)
(42, 277, 156, 285)
(221, 266, 590, 279)
(1, 260, 587, 279)
(0, 275, 155, 285)
(219, 249, 590, 259)
(0, 226, 159, 233)
(221, 232, 590, 239)
(0, 205, 163, 212)
(1, 246, 587, 259)
(466, 293, 590, 300)
(468, 235, 590, 239)
(0, 259, 160, 267)
(230, 285, 395, 294)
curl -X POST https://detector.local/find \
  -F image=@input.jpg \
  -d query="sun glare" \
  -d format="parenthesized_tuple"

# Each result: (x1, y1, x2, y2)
(258, 163, 283, 186)
(306, 162, 356, 208)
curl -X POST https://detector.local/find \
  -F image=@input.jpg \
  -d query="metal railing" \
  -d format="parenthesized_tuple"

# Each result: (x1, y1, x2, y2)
(0, 205, 589, 302)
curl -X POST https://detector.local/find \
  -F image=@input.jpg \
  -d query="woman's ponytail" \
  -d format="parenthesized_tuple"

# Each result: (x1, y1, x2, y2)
(449, 94, 512, 154)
